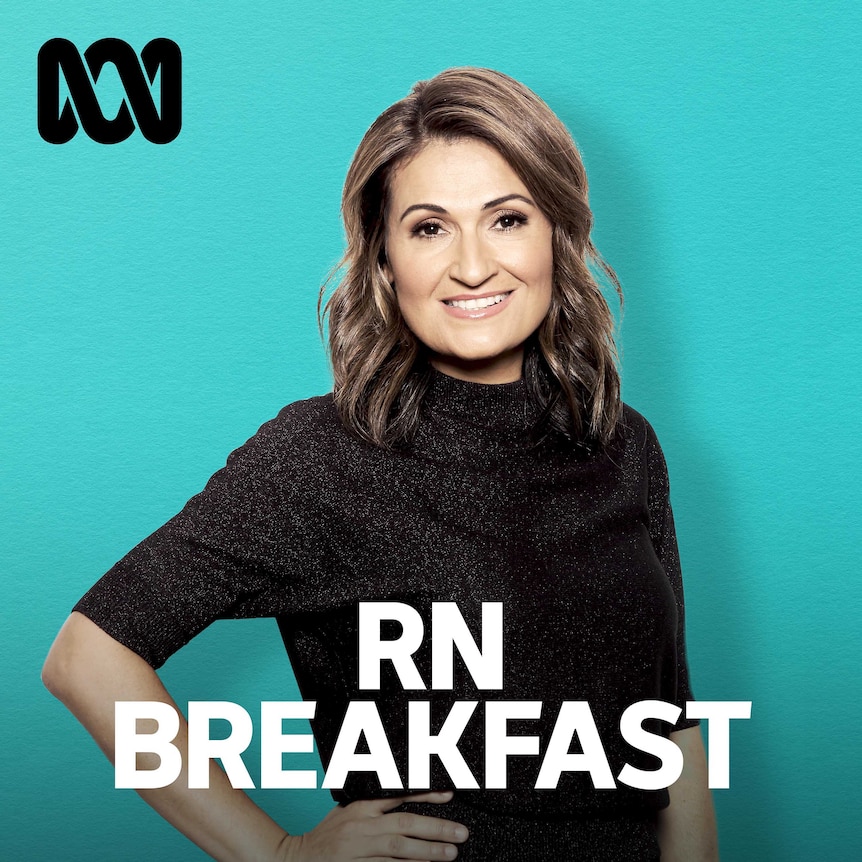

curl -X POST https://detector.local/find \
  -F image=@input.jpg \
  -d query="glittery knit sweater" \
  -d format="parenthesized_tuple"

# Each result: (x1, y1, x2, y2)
(74, 371, 697, 861)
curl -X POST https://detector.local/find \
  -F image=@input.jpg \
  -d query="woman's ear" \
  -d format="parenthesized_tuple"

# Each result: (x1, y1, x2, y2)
(381, 257, 394, 286)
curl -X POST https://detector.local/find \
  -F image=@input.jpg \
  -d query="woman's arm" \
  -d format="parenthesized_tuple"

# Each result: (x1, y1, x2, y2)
(656, 725, 719, 862)
(42, 612, 467, 862)
(43, 612, 297, 860)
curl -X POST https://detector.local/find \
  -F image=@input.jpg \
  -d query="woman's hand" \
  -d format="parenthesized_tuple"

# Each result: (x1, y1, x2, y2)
(44, 614, 468, 862)
(284, 791, 468, 861)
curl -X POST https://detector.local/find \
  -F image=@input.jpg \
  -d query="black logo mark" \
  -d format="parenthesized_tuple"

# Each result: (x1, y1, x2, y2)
(38, 38, 181, 144)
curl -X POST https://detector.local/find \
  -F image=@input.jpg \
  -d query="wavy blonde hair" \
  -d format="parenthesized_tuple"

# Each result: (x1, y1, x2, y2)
(320, 67, 622, 449)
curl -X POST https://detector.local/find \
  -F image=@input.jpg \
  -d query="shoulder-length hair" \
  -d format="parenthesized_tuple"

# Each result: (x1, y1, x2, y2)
(320, 67, 622, 449)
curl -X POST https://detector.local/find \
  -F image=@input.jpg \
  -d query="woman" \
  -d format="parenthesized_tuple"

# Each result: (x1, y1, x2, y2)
(43, 67, 717, 860)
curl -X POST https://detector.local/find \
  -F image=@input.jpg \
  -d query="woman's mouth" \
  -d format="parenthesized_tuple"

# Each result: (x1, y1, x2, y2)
(441, 291, 514, 318)
(444, 292, 510, 310)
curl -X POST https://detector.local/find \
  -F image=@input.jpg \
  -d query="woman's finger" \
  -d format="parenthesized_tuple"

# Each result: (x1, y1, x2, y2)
(370, 790, 455, 813)
(293, 794, 467, 861)
(373, 810, 468, 844)
(363, 830, 461, 861)
(401, 790, 456, 805)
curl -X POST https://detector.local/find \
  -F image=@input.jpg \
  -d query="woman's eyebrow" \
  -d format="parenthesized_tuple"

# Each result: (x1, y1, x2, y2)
(399, 203, 447, 222)
(399, 194, 535, 223)
(482, 194, 535, 210)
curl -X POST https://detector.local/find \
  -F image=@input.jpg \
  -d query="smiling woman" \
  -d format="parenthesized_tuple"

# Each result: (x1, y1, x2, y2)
(44, 67, 717, 862)
(325, 68, 624, 452)
(383, 138, 554, 384)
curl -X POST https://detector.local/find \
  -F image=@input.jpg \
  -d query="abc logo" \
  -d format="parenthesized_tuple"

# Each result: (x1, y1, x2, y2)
(38, 38, 181, 145)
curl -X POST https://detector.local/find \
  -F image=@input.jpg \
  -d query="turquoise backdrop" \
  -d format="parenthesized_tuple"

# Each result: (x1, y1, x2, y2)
(3, 1, 860, 859)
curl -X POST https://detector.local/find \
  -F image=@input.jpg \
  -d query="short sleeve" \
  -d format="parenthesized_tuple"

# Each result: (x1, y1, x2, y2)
(73, 406, 316, 668)
(643, 421, 699, 730)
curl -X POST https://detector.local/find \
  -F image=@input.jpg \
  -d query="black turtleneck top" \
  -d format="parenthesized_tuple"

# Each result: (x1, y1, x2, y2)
(74, 372, 696, 861)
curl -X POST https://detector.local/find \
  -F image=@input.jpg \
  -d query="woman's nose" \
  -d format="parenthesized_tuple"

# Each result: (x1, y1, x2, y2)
(448, 232, 498, 287)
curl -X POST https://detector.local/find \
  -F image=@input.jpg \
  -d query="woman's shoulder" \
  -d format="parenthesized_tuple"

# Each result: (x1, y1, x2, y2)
(240, 392, 347, 455)
(616, 402, 662, 448)
(200, 393, 360, 498)
(268, 392, 340, 433)
(613, 402, 671, 492)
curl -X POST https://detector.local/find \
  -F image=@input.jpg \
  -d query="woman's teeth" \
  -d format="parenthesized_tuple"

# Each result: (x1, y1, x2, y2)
(444, 292, 509, 310)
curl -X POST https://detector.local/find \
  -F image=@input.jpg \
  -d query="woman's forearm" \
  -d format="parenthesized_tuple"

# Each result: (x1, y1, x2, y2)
(656, 725, 719, 862)
(42, 612, 294, 862)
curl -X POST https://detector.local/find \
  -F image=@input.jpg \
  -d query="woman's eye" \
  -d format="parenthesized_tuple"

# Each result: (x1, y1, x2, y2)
(495, 211, 527, 231)
(412, 221, 444, 238)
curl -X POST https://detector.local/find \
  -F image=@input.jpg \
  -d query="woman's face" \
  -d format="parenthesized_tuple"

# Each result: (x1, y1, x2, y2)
(384, 137, 554, 384)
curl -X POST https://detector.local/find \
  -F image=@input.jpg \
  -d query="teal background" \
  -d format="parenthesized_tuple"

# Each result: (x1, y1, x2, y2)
(3, 1, 861, 859)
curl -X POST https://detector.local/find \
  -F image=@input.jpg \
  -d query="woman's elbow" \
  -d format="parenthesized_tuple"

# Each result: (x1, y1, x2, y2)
(42, 621, 77, 700)
(42, 611, 105, 702)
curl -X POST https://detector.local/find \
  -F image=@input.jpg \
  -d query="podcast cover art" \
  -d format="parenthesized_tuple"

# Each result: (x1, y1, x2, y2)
(4, 2, 861, 860)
